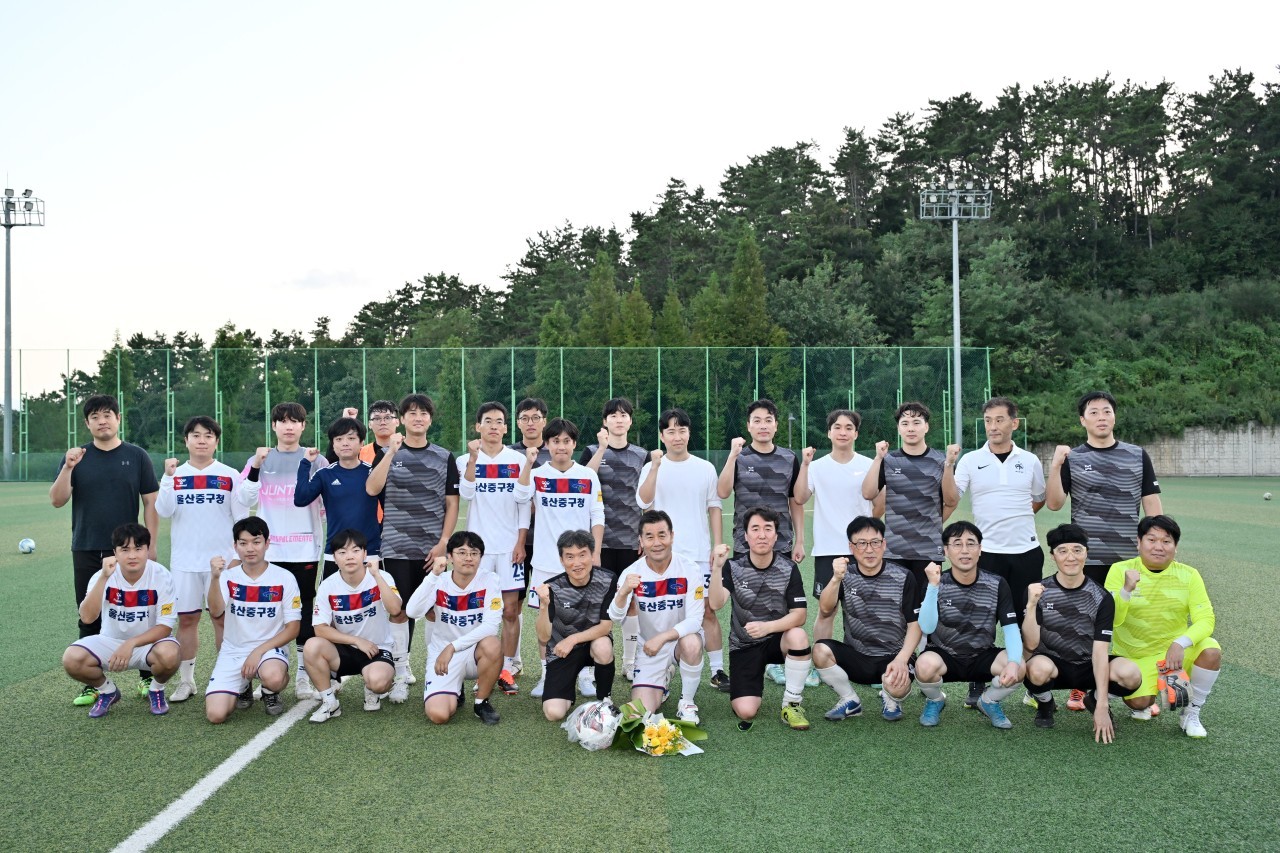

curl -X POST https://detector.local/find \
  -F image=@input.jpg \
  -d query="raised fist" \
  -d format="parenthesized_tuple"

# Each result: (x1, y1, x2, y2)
(875, 440, 889, 459)
(304, 447, 320, 462)
(650, 449, 663, 464)
(730, 436, 746, 453)
(1052, 445, 1071, 466)
(164, 458, 178, 476)
(210, 556, 227, 573)
(924, 562, 942, 586)
(254, 446, 270, 467)
(535, 583, 551, 603)
(467, 439, 482, 456)
(388, 433, 405, 453)
(712, 543, 730, 564)
(525, 445, 540, 465)
(343, 407, 358, 418)
(832, 557, 849, 579)
(1026, 582, 1045, 604)
(101, 555, 118, 573)
(64, 447, 85, 469)
(1124, 569, 1140, 592)
(945, 444, 961, 465)
(597, 427, 609, 447)
(431, 555, 448, 575)
(802, 446, 815, 464)
(622, 573, 641, 593)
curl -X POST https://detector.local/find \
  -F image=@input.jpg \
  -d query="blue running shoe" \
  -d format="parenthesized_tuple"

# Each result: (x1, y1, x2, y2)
(89, 689, 120, 719)
(978, 698, 1013, 729)
(920, 695, 946, 727)
(823, 695, 863, 721)
(148, 689, 170, 716)
(880, 690, 904, 722)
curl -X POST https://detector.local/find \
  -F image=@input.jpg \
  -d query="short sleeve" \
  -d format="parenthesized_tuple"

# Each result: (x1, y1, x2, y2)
(1140, 450, 1160, 496)
(785, 566, 807, 607)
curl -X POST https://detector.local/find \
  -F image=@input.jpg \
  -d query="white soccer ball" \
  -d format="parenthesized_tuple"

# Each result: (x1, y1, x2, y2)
(1265, 492, 1274, 501)
(562, 699, 621, 751)
(18, 538, 36, 554)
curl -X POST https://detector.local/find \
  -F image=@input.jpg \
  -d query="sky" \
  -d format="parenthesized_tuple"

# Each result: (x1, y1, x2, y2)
(2, 0, 1276, 392)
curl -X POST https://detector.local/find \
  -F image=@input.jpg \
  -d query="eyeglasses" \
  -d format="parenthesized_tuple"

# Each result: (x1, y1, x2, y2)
(517, 415, 545, 424)
(849, 539, 884, 550)
(947, 541, 981, 551)
(369, 415, 397, 423)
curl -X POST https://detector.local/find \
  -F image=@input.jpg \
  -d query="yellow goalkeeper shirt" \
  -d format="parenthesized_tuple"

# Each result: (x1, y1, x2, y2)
(1104, 557, 1215, 658)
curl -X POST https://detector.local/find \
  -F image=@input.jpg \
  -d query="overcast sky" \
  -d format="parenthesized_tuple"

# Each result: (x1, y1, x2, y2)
(3, 1, 1276, 391)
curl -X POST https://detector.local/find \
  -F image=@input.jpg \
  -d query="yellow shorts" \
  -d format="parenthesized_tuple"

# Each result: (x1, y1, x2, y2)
(1123, 637, 1221, 698)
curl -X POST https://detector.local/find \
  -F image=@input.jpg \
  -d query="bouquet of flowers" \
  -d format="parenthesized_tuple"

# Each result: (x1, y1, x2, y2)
(613, 700, 707, 756)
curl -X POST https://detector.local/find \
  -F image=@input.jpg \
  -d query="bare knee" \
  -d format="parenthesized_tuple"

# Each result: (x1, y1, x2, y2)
(1193, 648, 1222, 670)
(1026, 656, 1055, 685)
(812, 643, 834, 668)
(590, 637, 613, 664)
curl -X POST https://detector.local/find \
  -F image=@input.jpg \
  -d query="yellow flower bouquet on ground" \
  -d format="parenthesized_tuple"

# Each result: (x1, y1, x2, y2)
(614, 699, 707, 756)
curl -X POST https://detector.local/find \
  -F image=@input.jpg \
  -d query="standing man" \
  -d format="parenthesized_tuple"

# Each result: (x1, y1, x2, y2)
(156, 416, 252, 703)
(636, 408, 724, 687)
(505, 397, 552, 678)
(357, 400, 400, 469)
(366, 393, 461, 702)
(50, 394, 160, 706)
(293, 416, 381, 579)
(1046, 391, 1162, 587)
(952, 396, 1045, 709)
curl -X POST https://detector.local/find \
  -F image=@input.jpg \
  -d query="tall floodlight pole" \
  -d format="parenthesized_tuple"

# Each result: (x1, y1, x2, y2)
(2, 188, 45, 480)
(918, 180, 992, 447)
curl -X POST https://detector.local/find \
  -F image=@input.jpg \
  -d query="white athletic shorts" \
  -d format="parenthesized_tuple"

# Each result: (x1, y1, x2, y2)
(422, 644, 479, 700)
(174, 570, 210, 614)
(480, 552, 521, 593)
(525, 565, 557, 609)
(73, 634, 178, 672)
(632, 631, 704, 691)
(205, 646, 290, 696)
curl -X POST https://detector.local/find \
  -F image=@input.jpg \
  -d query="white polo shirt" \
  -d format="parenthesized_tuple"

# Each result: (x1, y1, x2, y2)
(954, 443, 1046, 554)
(808, 452, 875, 556)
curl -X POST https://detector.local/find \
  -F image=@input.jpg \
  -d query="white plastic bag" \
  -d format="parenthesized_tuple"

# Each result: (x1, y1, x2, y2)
(562, 699, 621, 751)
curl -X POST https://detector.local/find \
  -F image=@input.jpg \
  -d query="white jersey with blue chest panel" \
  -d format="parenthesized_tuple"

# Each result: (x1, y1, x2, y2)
(608, 553, 705, 641)
(314, 569, 398, 651)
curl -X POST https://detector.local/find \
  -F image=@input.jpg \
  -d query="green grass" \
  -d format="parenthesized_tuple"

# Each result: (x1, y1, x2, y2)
(2, 478, 1278, 852)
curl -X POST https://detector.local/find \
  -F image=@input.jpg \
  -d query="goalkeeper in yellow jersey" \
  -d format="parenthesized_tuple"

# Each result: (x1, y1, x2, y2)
(1104, 516, 1221, 738)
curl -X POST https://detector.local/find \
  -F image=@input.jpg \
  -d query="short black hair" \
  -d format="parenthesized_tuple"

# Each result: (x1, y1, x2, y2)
(895, 401, 930, 423)
(827, 409, 861, 430)
(234, 516, 270, 541)
(83, 394, 120, 420)
(543, 417, 578, 443)
(271, 402, 307, 424)
(557, 529, 596, 555)
(327, 416, 367, 444)
(111, 522, 151, 550)
(368, 400, 398, 417)
(475, 401, 508, 423)
(1138, 514, 1181, 545)
(639, 509, 673, 534)
(659, 408, 692, 430)
(942, 520, 982, 544)
(1046, 523, 1088, 550)
(515, 397, 548, 417)
(1077, 391, 1117, 417)
(742, 505, 782, 531)
(183, 415, 222, 439)
(603, 397, 634, 418)
(329, 528, 368, 552)
(399, 393, 435, 418)
(447, 530, 485, 555)
(746, 399, 778, 420)
(982, 397, 1018, 419)
(845, 516, 885, 540)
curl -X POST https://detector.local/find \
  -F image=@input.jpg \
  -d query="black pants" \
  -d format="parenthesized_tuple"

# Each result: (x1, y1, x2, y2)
(977, 547, 1045, 625)
(73, 550, 113, 638)
(275, 561, 319, 648)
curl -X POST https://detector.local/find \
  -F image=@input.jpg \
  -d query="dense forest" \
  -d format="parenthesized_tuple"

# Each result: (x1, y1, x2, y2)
(25, 70, 1280, 455)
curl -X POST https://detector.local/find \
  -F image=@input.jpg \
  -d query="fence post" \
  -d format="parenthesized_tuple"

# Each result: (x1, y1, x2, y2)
(509, 347, 516, 444)
(656, 347, 662, 442)
(460, 347, 467, 451)
(313, 348, 320, 448)
(754, 347, 760, 400)
(608, 347, 613, 398)
(361, 348, 368, 418)
(165, 348, 174, 457)
(116, 348, 124, 442)
(264, 352, 271, 447)
(65, 350, 73, 450)
(801, 346, 807, 446)
(704, 347, 710, 455)
(558, 348, 564, 416)
(214, 349, 222, 462)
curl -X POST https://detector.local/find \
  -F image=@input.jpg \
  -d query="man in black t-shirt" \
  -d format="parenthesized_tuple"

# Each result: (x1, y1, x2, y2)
(50, 394, 160, 706)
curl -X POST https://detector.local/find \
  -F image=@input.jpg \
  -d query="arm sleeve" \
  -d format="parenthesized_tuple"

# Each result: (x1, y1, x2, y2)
(230, 471, 253, 521)
(1103, 562, 1131, 627)
(156, 569, 178, 630)
(953, 456, 970, 497)
(1030, 455, 1047, 503)
(1184, 569, 1215, 645)
(1093, 593, 1115, 643)
(672, 566, 705, 638)
(314, 583, 334, 629)
(456, 457, 476, 500)
(877, 463, 886, 491)
(1059, 456, 1072, 496)
(293, 460, 322, 507)
(283, 574, 302, 624)
(787, 453, 801, 498)
(705, 467, 722, 509)
(995, 577, 1023, 658)
(156, 474, 177, 518)
(1140, 450, 1160, 496)
(237, 458, 261, 508)
(1002, 620, 1024, 662)
(404, 574, 444, 620)
(785, 566, 807, 608)
(635, 462, 654, 509)
(451, 584, 502, 652)
(589, 474, 606, 527)
(900, 573, 920, 623)
(444, 455, 461, 496)
(918, 584, 939, 634)
(606, 571, 635, 621)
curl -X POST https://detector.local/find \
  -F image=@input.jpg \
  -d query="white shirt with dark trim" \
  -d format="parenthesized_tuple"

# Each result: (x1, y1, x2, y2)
(954, 443, 1045, 554)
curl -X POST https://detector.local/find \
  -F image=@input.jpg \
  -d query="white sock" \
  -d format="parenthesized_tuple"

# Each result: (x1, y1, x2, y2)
(151, 677, 168, 689)
(295, 644, 305, 671)
(708, 649, 724, 672)
(679, 659, 702, 704)
(504, 656, 518, 672)
(320, 687, 336, 703)
(539, 659, 548, 682)
(917, 679, 945, 701)
(783, 655, 809, 704)
(391, 621, 410, 663)
(419, 618, 435, 649)
(982, 679, 1017, 703)
(99, 679, 118, 695)
(515, 614, 523, 658)
(179, 659, 196, 682)
(817, 665, 858, 701)
(1189, 665, 1219, 707)
(622, 615, 639, 665)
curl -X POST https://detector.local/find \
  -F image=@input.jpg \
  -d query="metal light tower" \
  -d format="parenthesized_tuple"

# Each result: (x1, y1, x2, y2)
(919, 180, 993, 447)
(3, 188, 45, 480)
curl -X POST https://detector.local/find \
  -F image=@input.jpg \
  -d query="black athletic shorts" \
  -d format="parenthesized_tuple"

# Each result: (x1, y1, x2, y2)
(729, 633, 788, 700)
(927, 646, 1003, 683)
(334, 644, 395, 678)
(895, 559, 934, 595)
(275, 561, 320, 645)
(599, 547, 639, 575)
(1026, 653, 1126, 696)
(978, 548, 1044, 625)
(73, 549, 114, 637)
(816, 639, 915, 685)
(543, 641, 612, 702)
(812, 555, 839, 599)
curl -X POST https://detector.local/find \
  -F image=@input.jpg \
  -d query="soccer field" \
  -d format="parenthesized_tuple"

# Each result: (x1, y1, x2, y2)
(2, 478, 1277, 852)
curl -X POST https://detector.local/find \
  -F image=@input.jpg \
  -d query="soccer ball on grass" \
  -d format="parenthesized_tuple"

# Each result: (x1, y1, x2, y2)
(18, 538, 36, 554)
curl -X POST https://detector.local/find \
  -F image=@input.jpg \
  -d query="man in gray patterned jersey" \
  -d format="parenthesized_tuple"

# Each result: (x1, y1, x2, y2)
(812, 516, 922, 723)
(1045, 391, 1162, 586)
(366, 393, 460, 702)
(862, 401, 960, 594)
(708, 506, 812, 731)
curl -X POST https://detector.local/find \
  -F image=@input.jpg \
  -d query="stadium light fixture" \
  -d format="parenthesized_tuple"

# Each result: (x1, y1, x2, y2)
(917, 178, 994, 448)
(3, 188, 45, 480)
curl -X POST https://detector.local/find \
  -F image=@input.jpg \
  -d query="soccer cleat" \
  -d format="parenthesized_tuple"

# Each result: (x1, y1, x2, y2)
(530, 677, 546, 699)
(363, 688, 382, 712)
(236, 686, 254, 710)
(677, 701, 700, 726)
(169, 680, 197, 703)
(137, 676, 154, 697)
(1130, 705, 1157, 721)
(309, 698, 341, 723)
(1082, 690, 1098, 713)
(781, 704, 810, 730)
(1160, 669, 1190, 710)
(823, 695, 863, 721)
(1034, 696, 1057, 728)
(507, 658, 523, 677)
(473, 699, 501, 726)
(497, 670, 519, 696)
(623, 663, 635, 682)
(1067, 689, 1087, 711)
(89, 689, 120, 718)
(404, 670, 417, 685)
(766, 663, 786, 685)
(805, 666, 821, 688)
(964, 681, 982, 709)
(920, 695, 946, 727)
(1022, 690, 1039, 709)
(880, 690, 904, 722)
(148, 689, 170, 716)
(978, 698, 1013, 729)
(578, 669, 598, 698)
(295, 671, 317, 700)
(709, 669, 731, 693)
(262, 690, 285, 716)
(388, 677, 409, 704)
(1180, 707, 1207, 738)
(73, 685, 98, 706)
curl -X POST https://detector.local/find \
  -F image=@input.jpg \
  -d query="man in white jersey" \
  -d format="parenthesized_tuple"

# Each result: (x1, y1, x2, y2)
(404, 531, 504, 726)
(458, 401, 532, 695)
(157, 416, 252, 702)
(518, 417, 605, 699)
(205, 517, 302, 723)
(608, 510, 705, 724)
(237, 402, 324, 699)
(636, 408, 724, 688)
(307, 529, 401, 723)
(62, 523, 180, 718)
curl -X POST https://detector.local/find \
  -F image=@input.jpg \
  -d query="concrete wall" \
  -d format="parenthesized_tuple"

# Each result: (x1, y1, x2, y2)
(1032, 422, 1280, 477)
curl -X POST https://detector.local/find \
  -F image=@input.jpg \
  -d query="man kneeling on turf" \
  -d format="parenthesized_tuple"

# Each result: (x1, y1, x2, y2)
(915, 521, 1025, 729)
(709, 507, 813, 730)
(812, 516, 921, 723)
(404, 531, 504, 726)
(63, 523, 181, 718)
(205, 517, 302, 723)
(536, 529, 618, 721)
(307, 529, 402, 723)
(1023, 523, 1141, 743)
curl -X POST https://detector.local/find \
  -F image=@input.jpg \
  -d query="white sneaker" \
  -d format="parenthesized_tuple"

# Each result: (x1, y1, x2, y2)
(1180, 707, 1207, 738)
(677, 700, 700, 726)
(509, 658, 523, 677)
(295, 672, 317, 700)
(578, 669, 597, 698)
(363, 688, 383, 712)
(1130, 706, 1156, 721)
(404, 670, 417, 685)
(309, 698, 341, 723)
(530, 677, 545, 699)
(622, 662, 635, 682)
(169, 680, 197, 703)
(388, 677, 409, 704)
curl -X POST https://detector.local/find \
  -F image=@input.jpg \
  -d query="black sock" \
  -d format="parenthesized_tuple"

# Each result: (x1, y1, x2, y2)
(595, 661, 615, 700)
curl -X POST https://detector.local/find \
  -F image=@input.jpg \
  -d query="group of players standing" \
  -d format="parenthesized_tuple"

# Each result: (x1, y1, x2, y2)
(51, 388, 1222, 740)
